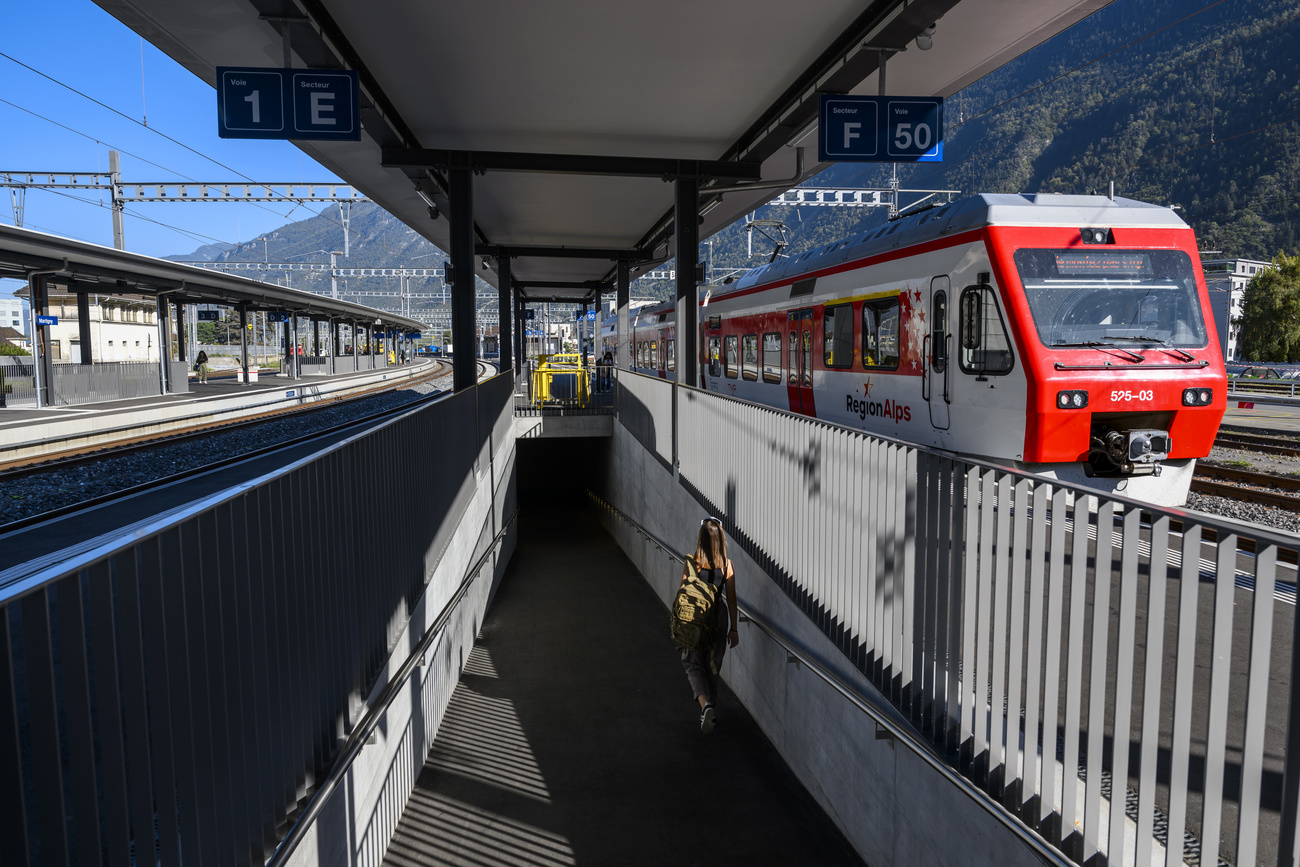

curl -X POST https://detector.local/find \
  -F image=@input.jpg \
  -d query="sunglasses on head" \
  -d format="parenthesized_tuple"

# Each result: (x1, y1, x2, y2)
(701, 516, 722, 526)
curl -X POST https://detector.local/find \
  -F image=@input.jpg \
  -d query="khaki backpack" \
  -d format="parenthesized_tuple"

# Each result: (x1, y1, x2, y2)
(670, 556, 721, 654)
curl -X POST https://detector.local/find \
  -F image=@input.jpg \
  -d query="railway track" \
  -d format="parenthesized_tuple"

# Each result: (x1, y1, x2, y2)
(0, 360, 451, 476)
(1192, 463, 1300, 511)
(1213, 429, 1300, 458)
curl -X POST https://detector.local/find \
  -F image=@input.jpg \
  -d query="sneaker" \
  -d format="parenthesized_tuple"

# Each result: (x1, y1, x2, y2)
(700, 703, 715, 734)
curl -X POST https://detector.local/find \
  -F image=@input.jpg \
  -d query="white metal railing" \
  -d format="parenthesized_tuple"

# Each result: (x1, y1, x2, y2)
(619, 372, 1300, 867)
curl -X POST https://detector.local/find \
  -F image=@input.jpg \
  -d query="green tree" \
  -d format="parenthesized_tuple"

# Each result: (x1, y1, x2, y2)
(1237, 252, 1300, 362)
(0, 342, 29, 356)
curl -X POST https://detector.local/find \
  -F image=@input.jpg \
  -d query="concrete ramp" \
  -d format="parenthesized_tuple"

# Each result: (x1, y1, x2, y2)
(384, 508, 862, 866)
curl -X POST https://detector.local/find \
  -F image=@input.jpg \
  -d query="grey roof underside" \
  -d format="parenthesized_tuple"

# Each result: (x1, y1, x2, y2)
(93, 0, 1113, 301)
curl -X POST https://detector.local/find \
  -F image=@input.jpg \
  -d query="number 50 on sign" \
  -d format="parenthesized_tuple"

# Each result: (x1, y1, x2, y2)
(818, 95, 943, 163)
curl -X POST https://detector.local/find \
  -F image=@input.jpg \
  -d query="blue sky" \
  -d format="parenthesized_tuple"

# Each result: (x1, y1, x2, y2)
(1, 0, 344, 272)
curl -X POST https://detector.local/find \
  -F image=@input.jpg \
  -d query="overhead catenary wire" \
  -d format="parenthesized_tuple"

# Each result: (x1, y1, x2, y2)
(0, 51, 422, 264)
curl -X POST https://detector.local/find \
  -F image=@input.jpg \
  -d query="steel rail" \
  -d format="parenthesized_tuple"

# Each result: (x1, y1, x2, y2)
(586, 490, 1073, 867)
(1190, 477, 1300, 511)
(265, 509, 518, 867)
(0, 361, 450, 478)
(1215, 436, 1300, 458)
(0, 364, 457, 534)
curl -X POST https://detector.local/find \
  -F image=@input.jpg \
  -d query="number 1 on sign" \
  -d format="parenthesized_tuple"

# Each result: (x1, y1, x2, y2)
(245, 90, 260, 123)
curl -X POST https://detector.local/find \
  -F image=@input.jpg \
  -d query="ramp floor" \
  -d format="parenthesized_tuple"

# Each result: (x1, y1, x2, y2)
(383, 507, 865, 867)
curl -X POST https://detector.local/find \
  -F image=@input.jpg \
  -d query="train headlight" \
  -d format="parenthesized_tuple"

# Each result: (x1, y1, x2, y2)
(1057, 389, 1088, 409)
(1182, 387, 1213, 406)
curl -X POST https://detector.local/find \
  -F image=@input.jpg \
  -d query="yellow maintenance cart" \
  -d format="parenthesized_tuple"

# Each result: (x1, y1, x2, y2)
(531, 353, 590, 408)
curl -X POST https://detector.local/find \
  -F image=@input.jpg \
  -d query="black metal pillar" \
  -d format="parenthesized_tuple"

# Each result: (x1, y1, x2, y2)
(76, 292, 92, 364)
(515, 296, 525, 373)
(449, 160, 476, 391)
(617, 259, 630, 370)
(175, 301, 187, 363)
(675, 175, 699, 387)
(283, 321, 292, 377)
(239, 303, 250, 386)
(497, 254, 512, 377)
(155, 295, 170, 394)
(33, 276, 53, 406)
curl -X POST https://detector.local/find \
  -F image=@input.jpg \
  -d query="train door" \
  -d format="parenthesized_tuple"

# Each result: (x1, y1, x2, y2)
(786, 308, 815, 415)
(926, 276, 951, 430)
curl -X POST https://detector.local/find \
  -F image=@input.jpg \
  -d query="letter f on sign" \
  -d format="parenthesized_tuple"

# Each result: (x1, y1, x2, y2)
(843, 122, 861, 149)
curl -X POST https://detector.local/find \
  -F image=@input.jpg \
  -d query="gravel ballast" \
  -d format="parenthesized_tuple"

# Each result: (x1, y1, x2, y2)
(0, 373, 450, 526)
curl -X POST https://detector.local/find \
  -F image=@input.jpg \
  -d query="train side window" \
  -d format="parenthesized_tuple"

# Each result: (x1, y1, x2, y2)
(741, 334, 759, 381)
(724, 335, 739, 379)
(788, 332, 797, 383)
(638, 341, 646, 367)
(667, 339, 675, 371)
(823, 303, 854, 369)
(862, 297, 901, 369)
(959, 284, 1014, 376)
(933, 291, 948, 373)
(707, 336, 721, 377)
(762, 332, 782, 383)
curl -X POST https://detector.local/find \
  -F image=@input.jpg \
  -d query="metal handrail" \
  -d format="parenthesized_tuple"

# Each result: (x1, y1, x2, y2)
(266, 509, 518, 867)
(587, 491, 1071, 867)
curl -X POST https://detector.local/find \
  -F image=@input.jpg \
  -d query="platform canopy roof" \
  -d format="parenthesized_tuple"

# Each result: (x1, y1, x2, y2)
(0, 223, 425, 331)
(96, 0, 1111, 302)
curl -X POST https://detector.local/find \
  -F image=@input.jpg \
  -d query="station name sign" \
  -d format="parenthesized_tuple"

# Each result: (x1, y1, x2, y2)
(217, 67, 360, 141)
(818, 95, 943, 163)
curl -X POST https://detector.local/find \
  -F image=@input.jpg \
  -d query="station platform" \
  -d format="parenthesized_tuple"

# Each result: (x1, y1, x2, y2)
(383, 507, 863, 867)
(1223, 399, 1300, 433)
(0, 358, 441, 459)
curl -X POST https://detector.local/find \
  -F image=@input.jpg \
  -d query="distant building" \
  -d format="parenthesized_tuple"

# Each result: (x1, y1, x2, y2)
(0, 297, 23, 334)
(14, 284, 161, 362)
(1202, 257, 1271, 362)
(0, 326, 29, 352)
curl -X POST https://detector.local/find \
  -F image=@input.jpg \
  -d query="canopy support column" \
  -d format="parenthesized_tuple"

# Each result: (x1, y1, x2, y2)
(76, 292, 92, 365)
(497, 253, 512, 378)
(239, 303, 250, 386)
(674, 175, 699, 387)
(449, 159, 476, 391)
(617, 260, 630, 371)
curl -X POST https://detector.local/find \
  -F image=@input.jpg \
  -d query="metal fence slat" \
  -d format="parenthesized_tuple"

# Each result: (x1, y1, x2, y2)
(1237, 543, 1277, 866)
(1135, 516, 1170, 867)
(1060, 493, 1091, 845)
(1199, 532, 1239, 864)
(1004, 478, 1030, 807)
(87, 559, 133, 867)
(960, 465, 980, 759)
(989, 474, 1013, 788)
(1083, 501, 1116, 858)
(973, 469, 997, 779)
(1165, 525, 1203, 867)
(0, 609, 30, 863)
(1039, 486, 1069, 830)
(55, 574, 102, 865)
(137, 538, 184, 866)
(20, 589, 70, 864)
(1107, 506, 1141, 863)
(115, 551, 162, 867)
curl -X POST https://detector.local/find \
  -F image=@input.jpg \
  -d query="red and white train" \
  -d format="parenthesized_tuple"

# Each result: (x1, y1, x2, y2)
(603, 193, 1226, 505)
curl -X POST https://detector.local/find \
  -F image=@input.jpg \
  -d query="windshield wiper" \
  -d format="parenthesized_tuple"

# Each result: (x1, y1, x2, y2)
(1052, 341, 1144, 363)
(1088, 335, 1197, 362)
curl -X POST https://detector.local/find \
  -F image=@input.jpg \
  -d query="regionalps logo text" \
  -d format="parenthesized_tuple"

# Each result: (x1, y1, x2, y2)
(846, 394, 912, 423)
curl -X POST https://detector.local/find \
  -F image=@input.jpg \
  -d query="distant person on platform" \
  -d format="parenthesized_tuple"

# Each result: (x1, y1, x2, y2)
(196, 350, 210, 384)
(600, 350, 614, 391)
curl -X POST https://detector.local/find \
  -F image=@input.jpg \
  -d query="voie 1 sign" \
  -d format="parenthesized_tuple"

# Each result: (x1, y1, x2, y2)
(217, 67, 360, 141)
(818, 95, 943, 163)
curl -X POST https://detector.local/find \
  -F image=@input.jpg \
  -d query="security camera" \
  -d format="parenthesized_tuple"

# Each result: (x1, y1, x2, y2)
(915, 23, 937, 50)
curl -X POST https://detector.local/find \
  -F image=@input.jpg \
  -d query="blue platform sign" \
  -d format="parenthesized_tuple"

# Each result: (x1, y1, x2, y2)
(267, 311, 290, 323)
(36, 315, 57, 326)
(818, 95, 943, 163)
(584, 311, 597, 321)
(217, 67, 360, 141)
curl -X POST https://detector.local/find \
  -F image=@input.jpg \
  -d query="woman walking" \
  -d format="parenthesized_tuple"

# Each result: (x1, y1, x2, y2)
(196, 350, 210, 384)
(680, 517, 738, 733)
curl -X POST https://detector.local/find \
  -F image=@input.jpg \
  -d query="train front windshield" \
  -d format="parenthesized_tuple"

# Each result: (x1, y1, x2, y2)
(1013, 249, 1208, 349)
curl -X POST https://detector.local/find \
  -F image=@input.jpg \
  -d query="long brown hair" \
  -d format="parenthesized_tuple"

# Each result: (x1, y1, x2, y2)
(693, 518, 727, 571)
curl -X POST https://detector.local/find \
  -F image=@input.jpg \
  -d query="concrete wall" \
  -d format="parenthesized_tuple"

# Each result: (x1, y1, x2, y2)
(285, 398, 518, 867)
(597, 421, 1053, 867)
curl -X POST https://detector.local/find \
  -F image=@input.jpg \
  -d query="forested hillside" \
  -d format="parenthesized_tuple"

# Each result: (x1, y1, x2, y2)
(638, 0, 1300, 300)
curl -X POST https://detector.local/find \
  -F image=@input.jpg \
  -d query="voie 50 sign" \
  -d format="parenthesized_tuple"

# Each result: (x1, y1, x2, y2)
(217, 67, 360, 141)
(818, 95, 943, 162)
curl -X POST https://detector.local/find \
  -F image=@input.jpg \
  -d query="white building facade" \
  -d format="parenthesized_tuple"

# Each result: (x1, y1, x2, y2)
(16, 285, 161, 362)
(0, 297, 23, 334)
(1202, 257, 1271, 362)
